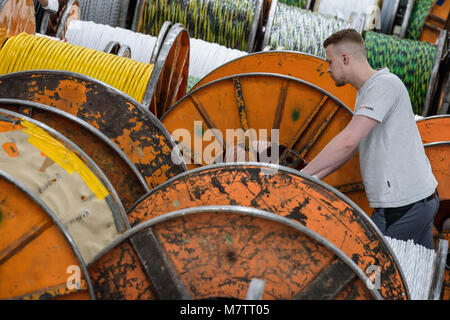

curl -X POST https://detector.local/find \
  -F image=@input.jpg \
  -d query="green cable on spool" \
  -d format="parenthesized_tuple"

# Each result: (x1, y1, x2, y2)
(269, 3, 350, 58)
(137, 0, 258, 52)
(277, 0, 307, 8)
(364, 31, 436, 115)
(405, 0, 434, 40)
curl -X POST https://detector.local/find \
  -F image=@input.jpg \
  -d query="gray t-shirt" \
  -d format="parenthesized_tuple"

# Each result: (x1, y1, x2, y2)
(354, 68, 437, 208)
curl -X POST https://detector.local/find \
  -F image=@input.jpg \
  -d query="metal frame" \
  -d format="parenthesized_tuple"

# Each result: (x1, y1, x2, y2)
(150, 21, 172, 64)
(0, 98, 150, 194)
(0, 170, 95, 300)
(423, 30, 447, 116)
(399, 0, 415, 38)
(90, 205, 383, 300)
(428, 239, 449, 300)
(0, 108, 130, 235)
(56, 0, 78, 39)
(262, 0, 278, 50)
(247, 0, 264, 53)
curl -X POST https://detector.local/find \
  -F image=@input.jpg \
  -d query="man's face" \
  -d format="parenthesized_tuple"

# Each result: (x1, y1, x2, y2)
(326, 45, 347, 87)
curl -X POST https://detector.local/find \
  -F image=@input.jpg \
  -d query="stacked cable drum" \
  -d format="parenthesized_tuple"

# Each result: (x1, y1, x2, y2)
(364, 31, 437, 115)
(65, 20, 157, 63)
(188, 38, 247, 90)
(268, 3, 350, 58)
(0, 33, 154, 103)
(135, 0, 260, 52)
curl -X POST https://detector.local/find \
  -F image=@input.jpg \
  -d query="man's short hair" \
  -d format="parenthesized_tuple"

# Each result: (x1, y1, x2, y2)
(323, 29, 365, 49)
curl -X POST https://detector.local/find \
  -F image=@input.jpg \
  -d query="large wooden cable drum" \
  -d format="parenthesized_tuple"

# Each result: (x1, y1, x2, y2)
(192, 51, 358, 109)
(125, 163, 410, 300)
(161, 73, 371, 215)
(88, 205, 383, 300)
(0, 70, 187, 190)
(0, 109, 129, 265)
(132, 0, 264, 53)
(417, 115, 450, 144)
(0, 170, 94, 300)
(0, 98, 150, 210)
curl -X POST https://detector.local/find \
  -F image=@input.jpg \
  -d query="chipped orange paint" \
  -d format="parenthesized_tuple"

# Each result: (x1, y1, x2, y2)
(0, 175, 89, 299)
(192, 51, 357, 109)
(127, 164, 408, 300)
(419, 0, 449, 45)
(417, 116, 450, 144)
(162, 73, 372, 215)
(90, 207, 379, 299)
(0, 72, 187, 190)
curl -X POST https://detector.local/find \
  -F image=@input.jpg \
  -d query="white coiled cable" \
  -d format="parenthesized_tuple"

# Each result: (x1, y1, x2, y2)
(316, 0, 381, 32)
(65, 20, 157, 63)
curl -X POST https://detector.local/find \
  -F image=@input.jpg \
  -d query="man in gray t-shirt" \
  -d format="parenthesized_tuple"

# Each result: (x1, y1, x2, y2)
(301, 29, 439, 249)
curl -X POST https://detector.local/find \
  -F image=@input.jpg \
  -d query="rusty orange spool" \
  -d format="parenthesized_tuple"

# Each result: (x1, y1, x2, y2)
(424, 142, 450, 232)
(0, 170, 93, 299)
(192, 51, 357, 109)
(0, 71, 187, 189)
(0, 0, 35, 47)
(0, 109, 130, 264)
(125, 163, 410, 300)
(417, 115, 450, 144)
(0, 99, 150, 210)
(161, 73, 371, 215)
(88, 205, 383, 300)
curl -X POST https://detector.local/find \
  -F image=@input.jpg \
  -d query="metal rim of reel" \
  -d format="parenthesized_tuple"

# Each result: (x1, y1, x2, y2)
(416, 114, 450, 123)
(149, 20, 172, 65)
(142, 23, 190, 117)
(261, 0, 278, 51)
(117, 44, 131, 58)
(55, 0, 79, 39)
(429, 239, 449, 300)
(89, 205, 384, 300)
(125, 161, 411, 300)
(131, 0, 145, 32)
(0, 70, 188, 187)
(423, 29, 447, 116)
(247, 0, 264, 53)
(0, 108, 130, 235)
(0, 98, 151, 209)
(191, 50, 357, 109)
(0, 170, 96, 300)
(103, 41, 121, 55)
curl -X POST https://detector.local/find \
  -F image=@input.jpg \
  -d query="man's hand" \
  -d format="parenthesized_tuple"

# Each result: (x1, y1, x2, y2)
(301, 114, 379, 179)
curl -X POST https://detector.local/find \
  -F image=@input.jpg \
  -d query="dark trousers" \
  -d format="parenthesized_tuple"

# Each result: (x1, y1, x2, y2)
(371, 190, 440, 249)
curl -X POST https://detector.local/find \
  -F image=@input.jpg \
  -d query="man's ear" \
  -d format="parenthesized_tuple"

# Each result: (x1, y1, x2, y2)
(342, 54, 349, 65)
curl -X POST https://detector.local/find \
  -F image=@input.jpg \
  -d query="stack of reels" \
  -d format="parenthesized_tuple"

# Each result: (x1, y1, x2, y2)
(0, 0, 449, 301)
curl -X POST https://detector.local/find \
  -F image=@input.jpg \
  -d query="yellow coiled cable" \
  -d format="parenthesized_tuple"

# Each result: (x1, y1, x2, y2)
(0, 33, 154, 103)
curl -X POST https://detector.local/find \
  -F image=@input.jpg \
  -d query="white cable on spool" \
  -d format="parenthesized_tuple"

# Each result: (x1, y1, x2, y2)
(316, 0, 381, 32)
(188, 38, 247, 89)
(65, 20, 157, 63)
(36, 33, 61, 42)
(385, 236, 436, 300)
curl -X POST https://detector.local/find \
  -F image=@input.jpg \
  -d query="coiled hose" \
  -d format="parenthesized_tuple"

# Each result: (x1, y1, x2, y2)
(136, 0, 259, 52)
(269, 3, 350, 58)
(364, 31, 437, 115)
(0, 33, 154, 103)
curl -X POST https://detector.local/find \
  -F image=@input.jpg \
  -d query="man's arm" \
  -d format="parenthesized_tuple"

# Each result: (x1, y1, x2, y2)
(301, 115, 379, 180)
